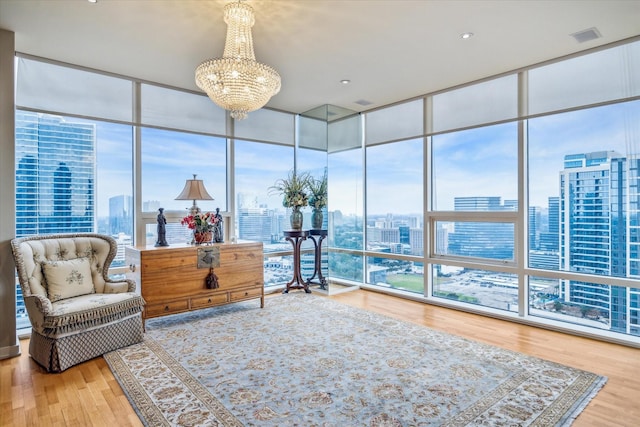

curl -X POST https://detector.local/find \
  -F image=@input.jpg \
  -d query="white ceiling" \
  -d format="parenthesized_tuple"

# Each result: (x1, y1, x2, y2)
(1, 0, 639, 115)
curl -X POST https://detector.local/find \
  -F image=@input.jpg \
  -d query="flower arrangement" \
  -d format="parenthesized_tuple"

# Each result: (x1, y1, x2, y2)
(307, 171, 328, 210)
(269, 170, 311, 209)
(180, 211, 220, 233)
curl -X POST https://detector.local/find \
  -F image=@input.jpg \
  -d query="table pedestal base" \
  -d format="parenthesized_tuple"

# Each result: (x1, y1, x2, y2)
(306, 229, 328, 290)
(283, 230, 311, 294)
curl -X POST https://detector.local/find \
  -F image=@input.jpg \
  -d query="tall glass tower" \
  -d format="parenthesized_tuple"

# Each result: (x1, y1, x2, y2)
(15, 111, 96, 237)
(559, 151, 628, 332)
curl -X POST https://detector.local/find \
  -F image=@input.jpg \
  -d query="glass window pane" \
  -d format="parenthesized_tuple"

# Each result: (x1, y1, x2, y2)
(328, 148, 363, 250)
(365, 99, 423, 145)
(432, 123, 518, 211)
(435, 221, 515, 262)
(529, 276, 640, 337)
(366, 256, 424, 294)
(528, 101, 640, 278)
(329, 253, 363, 284)
(528, 101, 640, 338)
(140, 127, 227, 214)
(234, 139, 293, 250)
(16, 111, 99, 235)
(366, 138, 423, 255)
(141, 84, 226, 135)
(433, 265, 518, 312)
(529, 41, 640, 115)
(234, 108, 295, 145)
(432, 75, 518, 133)
(298, 148, 328, 230)
(16, 57, 133, 122)
(265, 253, 295, 288)
(298, 148, 327, 182)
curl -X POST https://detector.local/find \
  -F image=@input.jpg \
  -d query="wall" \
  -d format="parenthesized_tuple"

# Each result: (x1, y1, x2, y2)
(0, 29, 20, 359)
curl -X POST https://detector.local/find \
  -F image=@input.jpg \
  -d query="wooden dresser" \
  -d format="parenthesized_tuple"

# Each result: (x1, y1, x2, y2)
(125, 240, 264, 322)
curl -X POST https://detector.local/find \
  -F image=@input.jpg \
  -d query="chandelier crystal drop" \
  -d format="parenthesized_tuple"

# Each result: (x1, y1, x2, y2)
(195, 1, 281, 120)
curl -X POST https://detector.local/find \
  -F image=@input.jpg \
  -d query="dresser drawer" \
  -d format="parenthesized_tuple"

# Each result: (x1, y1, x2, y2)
(230, 287, 263, 302)
(191, 293, 228, 308)
(146, 300, 189, 317)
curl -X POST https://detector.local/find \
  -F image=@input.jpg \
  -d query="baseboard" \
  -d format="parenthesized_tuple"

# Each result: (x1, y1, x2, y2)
(0, 342, 21, 360)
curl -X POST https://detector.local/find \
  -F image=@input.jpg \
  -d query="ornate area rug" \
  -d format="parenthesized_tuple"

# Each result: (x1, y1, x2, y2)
(104, 294, 606, 426)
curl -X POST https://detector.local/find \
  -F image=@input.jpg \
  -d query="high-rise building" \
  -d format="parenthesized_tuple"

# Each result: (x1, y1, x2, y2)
(559, 151, 629, 332)
(539, 197, 560, 252)
(628, 155, 640, 334)
(448, 197, 514, 260)
(14, 112, 97, 221)
(530, 197, 561, 270)
(237, 206, 273, 244)
(109, 195, 133, 237)
(529, 206, 541, 250)
(16, 111, 96, 237)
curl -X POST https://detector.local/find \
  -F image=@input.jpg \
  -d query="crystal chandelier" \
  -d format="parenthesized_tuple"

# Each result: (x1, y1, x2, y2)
(195, 1, 281, 120)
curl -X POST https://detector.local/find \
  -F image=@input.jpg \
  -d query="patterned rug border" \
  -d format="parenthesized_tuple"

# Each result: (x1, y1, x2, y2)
(105, 294, 607, 426)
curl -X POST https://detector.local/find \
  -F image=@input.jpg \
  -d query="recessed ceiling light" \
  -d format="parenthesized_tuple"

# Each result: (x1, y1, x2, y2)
(340, 79, 351, 85)
(87, 0, 98, 3)
(460, 32, 474, 39)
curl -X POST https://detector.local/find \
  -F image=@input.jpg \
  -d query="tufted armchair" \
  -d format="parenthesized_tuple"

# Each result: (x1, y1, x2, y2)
(11, 233, 145, 372)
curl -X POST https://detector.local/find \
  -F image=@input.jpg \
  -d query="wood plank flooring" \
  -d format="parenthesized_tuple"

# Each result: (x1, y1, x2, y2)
(1, 289, 638, 426)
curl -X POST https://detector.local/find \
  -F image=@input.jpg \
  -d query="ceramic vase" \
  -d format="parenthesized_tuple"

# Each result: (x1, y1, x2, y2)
(290, 206, 303, 230)
(311, 208, 323, 229)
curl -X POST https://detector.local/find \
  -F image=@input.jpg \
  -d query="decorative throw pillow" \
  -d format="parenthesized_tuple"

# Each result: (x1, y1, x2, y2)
(42, 257, 95, 302)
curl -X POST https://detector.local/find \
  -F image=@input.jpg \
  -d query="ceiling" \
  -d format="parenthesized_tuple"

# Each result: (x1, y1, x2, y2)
(1, 0, 639, 116)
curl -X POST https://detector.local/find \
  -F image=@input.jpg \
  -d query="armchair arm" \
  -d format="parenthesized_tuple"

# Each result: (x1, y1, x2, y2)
(103, 278, 136, 293)
(23, 295, 53, 329)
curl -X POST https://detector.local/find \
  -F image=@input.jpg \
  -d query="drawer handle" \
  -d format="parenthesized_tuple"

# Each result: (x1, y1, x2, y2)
(164, 306, 170, 311)
(208, 298, 212, 303)
(244, 292, 249, 296)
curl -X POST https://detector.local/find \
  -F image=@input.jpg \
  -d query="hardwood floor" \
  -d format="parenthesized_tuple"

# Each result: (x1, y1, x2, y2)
(1, 289, 638, 426)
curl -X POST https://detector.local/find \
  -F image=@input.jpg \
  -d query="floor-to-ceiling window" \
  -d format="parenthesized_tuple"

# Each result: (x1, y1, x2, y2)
(430, 122, 519, 311)
(527, 101, 640, 335)
(327, 114, 364, 284)
(365, 137, 424, 293)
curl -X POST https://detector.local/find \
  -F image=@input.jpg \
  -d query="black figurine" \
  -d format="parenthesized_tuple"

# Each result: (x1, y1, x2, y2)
(155, 207, 169, 247)
(214, 207, 224, 243)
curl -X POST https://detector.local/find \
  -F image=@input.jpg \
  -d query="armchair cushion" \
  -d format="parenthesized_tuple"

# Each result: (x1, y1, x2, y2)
(42, 257, 95, 302)
(39, 292, 143, 337)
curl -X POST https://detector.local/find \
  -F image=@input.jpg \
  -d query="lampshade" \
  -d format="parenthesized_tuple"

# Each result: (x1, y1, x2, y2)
(195, 1, 281, 120)
(175, 174, 214, 216)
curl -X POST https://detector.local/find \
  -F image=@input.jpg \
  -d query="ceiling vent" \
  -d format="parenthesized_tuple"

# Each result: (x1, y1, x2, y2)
(570, 27, 602, 43)
(355, 99, 373, 106)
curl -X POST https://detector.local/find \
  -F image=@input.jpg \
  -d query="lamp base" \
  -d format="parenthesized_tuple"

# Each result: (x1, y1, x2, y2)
(189, 201, 201, 217)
